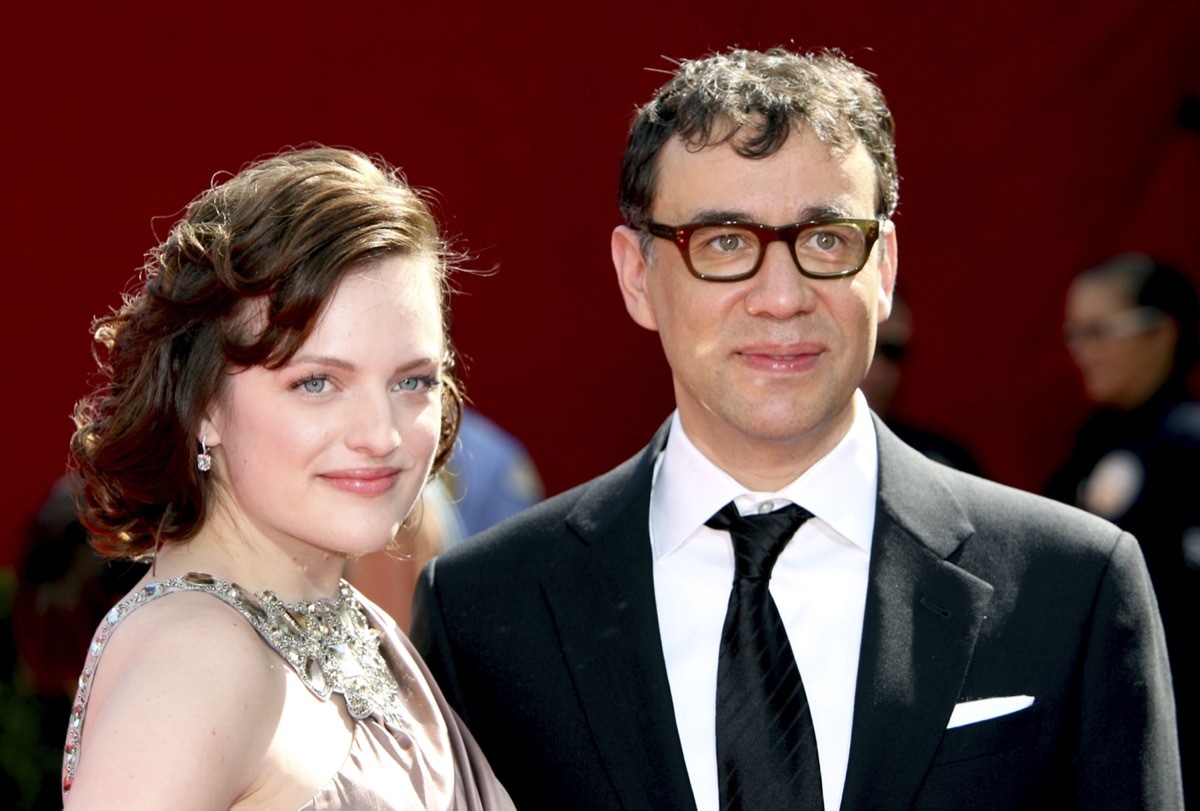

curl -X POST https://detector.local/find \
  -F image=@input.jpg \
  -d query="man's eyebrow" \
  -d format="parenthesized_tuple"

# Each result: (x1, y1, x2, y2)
(797, 204, 853, 221)
(682, 205, 855, 225)
(689, 208, 754, 224)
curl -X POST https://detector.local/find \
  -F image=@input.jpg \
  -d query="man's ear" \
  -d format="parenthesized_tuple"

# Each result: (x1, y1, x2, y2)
(876, 220, 899, 323)
(612, 225, 660, 332)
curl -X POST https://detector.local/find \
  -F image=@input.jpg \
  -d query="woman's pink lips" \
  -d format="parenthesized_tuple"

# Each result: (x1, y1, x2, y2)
(319, 468, 402, 496)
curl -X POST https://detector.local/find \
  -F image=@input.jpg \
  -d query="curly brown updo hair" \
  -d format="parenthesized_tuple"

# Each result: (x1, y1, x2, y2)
(70, 147, 464, 559)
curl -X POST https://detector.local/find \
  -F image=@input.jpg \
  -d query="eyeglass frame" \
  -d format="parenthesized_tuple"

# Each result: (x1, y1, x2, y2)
(1063, 306, 1166, 347)
(643, 217, 888, 282)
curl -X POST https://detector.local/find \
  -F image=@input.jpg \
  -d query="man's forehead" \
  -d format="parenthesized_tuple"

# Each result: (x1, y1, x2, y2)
(653, 130, 875, 218)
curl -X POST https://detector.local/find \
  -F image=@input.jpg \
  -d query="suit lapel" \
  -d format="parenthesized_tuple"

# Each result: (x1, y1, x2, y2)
(539, 421, 699, 811)
(536, 418, 994, 810)
(839, 419, 995, 810)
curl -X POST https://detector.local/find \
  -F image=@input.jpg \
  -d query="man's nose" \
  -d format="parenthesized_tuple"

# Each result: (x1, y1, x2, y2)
(743, 241, 816, 318)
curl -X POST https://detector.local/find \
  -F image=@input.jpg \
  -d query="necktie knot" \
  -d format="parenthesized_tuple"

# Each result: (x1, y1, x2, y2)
(706, 501, 813, 580)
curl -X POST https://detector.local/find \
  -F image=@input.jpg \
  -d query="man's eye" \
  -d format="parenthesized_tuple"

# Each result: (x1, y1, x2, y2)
(812, 231, 840, 250)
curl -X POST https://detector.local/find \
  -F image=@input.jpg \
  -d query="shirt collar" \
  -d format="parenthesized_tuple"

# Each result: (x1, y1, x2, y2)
(650, 390, 879, 559)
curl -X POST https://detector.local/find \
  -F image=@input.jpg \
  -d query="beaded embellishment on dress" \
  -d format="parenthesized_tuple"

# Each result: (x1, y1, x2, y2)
(62, 572, 408, 797)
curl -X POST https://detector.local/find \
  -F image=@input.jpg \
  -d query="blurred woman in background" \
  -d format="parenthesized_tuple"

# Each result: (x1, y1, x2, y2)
(1050, 251, 1200, 803)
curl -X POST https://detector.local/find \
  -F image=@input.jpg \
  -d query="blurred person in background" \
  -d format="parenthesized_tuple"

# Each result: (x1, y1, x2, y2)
(860, 289, 981, 474)
(446, 407, 544, 538)
(2, 476, 147, 809)
(1049, 251, 1200, 804)
(346, 408, 543, 628)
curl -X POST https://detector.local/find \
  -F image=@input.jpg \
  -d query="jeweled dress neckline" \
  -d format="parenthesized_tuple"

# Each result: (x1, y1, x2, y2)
(63, 572, 409, 797)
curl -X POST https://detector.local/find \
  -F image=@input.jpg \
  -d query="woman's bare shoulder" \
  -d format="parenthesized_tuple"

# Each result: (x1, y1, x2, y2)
(65, 589, 286, 810)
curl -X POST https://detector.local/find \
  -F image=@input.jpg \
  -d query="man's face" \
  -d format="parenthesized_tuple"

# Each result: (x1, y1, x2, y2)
(612, 127, 897, 486)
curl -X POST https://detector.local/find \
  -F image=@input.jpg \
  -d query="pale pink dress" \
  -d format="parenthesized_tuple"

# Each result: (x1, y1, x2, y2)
(63, 578, 513, 811)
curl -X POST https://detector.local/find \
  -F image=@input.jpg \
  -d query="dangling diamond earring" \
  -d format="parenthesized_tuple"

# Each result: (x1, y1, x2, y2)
(197, 434, 212, 472)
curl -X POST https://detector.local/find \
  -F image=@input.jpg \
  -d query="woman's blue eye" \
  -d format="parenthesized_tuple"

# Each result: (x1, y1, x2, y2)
(300, 376, 327, 394)
(397, 375, 440, 392)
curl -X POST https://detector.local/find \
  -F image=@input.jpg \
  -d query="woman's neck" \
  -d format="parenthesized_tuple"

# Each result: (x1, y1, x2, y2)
(147, 518, 346, 603)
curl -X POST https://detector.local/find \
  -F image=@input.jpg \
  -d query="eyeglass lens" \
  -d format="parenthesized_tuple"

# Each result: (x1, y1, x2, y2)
(687, 222, 870, 278)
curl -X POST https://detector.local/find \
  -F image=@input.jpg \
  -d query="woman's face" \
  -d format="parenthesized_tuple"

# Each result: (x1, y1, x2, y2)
(1064, 277, 1176, 409)
(203, 254, 444, 562)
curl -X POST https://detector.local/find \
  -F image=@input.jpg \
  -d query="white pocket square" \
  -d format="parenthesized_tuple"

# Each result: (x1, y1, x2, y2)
(946, 695, 1035, 729)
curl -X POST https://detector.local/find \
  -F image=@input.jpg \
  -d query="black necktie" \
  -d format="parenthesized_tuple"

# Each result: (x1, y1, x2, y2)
(706, 501, 823, 811)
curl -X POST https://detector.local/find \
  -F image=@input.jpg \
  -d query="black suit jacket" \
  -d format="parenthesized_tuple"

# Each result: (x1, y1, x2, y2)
(412, 418, 1182, 810)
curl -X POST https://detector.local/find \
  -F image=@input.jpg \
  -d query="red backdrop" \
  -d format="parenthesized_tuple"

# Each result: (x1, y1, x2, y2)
(4, 0, 1199, 565)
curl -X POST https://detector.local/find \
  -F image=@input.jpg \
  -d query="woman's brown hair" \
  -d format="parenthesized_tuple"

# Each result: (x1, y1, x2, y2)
(70, 147, 463, 559)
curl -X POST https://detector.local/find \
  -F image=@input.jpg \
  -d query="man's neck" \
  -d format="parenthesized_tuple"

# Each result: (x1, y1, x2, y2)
(678, 400, 858, 492)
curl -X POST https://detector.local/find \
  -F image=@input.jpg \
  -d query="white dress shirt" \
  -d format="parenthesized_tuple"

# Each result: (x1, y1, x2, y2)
(650, 391, 879, 811)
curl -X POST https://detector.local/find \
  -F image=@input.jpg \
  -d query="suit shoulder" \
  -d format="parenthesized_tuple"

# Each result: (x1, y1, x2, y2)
(953, 467, 1120, 534)
(434, 440, 649, 569)
(924, 463, 1139, 580)
(881, 430, 1129, 564)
